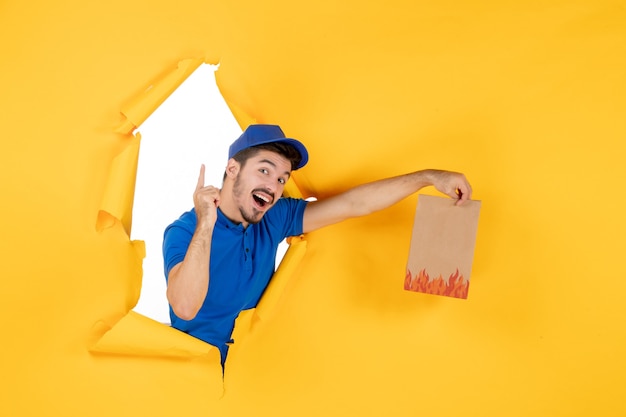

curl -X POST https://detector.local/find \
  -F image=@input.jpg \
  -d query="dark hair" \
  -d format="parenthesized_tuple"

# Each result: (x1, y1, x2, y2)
(223, 142, 303, 182)
(234, 142, 303, 171)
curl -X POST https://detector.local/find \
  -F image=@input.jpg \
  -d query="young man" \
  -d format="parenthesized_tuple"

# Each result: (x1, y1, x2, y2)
(163, 124, 472, 366)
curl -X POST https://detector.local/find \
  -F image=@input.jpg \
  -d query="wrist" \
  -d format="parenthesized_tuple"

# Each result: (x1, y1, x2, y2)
(415, 169, 439, 187)
(195, 219, 215, 235)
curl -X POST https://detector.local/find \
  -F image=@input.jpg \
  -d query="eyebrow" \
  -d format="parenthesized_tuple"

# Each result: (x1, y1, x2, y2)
(259, 159, 291, 178)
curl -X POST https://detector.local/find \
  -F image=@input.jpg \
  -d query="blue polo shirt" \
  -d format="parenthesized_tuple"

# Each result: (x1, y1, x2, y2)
(162, 197, 308, 364)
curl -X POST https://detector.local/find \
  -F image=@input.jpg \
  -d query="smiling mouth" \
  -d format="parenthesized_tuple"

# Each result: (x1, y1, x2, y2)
(252, 191, 273, 209)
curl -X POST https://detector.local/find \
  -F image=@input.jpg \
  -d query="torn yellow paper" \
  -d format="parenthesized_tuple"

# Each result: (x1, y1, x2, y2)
(115, 58, 204, 134)
(97, 133, 141, 234)
(89, 310, 217, 359)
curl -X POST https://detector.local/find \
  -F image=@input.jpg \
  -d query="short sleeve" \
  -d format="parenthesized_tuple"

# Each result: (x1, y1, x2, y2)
(162, 210, 197, 280)
(265, 197, 308, 239)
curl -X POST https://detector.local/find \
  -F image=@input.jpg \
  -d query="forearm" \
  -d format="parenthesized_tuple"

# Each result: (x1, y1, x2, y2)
(303, 168, 471, 233)
(340, 169, 437, 216)
(166, 224, 213, 320)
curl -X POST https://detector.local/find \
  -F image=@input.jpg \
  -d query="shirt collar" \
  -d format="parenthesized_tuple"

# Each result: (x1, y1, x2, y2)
(216, 207, 245, 231)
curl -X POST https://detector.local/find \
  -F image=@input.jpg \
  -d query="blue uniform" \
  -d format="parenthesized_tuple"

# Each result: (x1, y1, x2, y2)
(162, 197, 308, 364)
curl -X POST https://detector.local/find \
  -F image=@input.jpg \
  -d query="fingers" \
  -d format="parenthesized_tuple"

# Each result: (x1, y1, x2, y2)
(194, 185, 221, 227)
(195, 164, 205, 191)
(432, 170, 473, 205)
(195, 185, 221, 206)
(454, 189, 468, 205)
(193, 164, 220, 211)
(207, 187, 221, 208)
(453, 174, 473, 206)
(192, 164, 220, 226)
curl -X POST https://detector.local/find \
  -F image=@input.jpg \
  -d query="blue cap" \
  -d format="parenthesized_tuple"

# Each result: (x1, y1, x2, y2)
(228, 124, 309, 169)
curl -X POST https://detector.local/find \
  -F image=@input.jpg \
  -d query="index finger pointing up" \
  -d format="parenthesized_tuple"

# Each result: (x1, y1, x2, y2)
(196, 164, 205, 191)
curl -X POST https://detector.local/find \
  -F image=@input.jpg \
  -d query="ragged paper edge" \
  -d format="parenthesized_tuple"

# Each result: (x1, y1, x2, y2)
(226, 236, 308, 367)
(89, 310, 219, 360)
(96, 133, 141, 234)
(229, 236, 308, 339)
(115, 58, 205, 135)
(256, 236, 307, 321)
(98, 58, 205, 235)
(89, 310, 224, 397)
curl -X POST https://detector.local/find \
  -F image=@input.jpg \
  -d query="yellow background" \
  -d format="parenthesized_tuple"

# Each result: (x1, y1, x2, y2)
(1, 1, 625, 416)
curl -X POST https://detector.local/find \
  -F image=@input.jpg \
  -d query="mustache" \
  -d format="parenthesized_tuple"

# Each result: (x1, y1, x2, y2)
(252, 188, 275, 201)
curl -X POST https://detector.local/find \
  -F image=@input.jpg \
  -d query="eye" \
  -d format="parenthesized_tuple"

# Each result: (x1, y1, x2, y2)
(259, 168, 268, 175)
(278, 178, 286, 185)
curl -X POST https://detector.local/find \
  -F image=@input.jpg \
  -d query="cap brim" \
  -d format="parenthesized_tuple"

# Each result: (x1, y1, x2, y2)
(278, 138, 309, 169)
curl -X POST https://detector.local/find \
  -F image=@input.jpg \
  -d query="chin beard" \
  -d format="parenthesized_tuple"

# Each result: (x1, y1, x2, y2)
(233, 176, 272, 225)
(240, 207, 264, 225)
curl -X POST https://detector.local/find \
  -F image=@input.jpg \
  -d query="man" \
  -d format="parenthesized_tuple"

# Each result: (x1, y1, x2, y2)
(163, 124, 472, 366)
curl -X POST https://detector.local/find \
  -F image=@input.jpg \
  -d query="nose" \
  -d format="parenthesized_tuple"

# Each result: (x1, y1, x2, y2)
(261, 180, 277, 195)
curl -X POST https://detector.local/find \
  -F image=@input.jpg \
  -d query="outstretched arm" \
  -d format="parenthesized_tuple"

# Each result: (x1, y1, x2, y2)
(302, 169, 472, 233)
(166, 165, 220, 320)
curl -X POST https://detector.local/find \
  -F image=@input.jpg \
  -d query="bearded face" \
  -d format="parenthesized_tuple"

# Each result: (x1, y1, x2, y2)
(230, 150, 292, 225)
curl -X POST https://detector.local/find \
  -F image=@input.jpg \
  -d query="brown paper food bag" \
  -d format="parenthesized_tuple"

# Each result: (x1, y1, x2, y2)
(404, 194, 481, 299)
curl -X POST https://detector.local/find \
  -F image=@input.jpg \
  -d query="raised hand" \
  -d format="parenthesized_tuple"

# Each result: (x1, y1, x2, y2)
(193, 164, 221, 228)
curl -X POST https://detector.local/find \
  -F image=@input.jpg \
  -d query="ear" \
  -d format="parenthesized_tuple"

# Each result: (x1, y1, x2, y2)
(225, 158, 240, 179)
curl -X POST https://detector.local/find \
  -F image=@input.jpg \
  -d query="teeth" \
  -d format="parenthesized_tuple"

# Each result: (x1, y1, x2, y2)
(254, 193, 270, 203)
